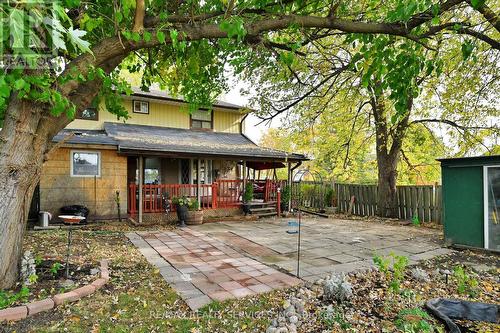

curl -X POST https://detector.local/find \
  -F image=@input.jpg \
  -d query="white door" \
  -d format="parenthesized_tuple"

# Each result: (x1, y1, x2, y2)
(484, 166, 500, 250)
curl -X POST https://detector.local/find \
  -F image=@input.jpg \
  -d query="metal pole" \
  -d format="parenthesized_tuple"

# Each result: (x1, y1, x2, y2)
(65, 228, 72, 279)
(297, 207, 301, 278)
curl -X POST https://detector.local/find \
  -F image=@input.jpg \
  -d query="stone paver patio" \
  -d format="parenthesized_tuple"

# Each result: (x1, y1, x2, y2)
(194, 217, 453, 282)
(126, 228, 301, 310)
(127, 217, 452, 311)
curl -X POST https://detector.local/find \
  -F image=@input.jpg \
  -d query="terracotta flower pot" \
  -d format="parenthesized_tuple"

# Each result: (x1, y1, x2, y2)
(185, 210, 203, 225)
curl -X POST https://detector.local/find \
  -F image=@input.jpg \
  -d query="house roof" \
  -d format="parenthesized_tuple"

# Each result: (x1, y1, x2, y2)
(438, 154, 500, 167)
(104, 123, 307, 161)
(53, 123, 308, 162)
(53, 129, 118, 146)
(127, 87, 245, 111)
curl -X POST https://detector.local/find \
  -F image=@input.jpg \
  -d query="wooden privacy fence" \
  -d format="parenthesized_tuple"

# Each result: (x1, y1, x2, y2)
(291, 181, 333, 210)
(336, 183, 442, 223)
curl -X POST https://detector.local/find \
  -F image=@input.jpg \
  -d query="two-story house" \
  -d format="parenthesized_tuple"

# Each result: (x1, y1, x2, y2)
(39, 88, 306, 223)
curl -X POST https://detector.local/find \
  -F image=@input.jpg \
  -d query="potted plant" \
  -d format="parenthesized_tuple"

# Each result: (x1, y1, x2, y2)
(185, 199, 203, 225)
(280, 185, 291, 213)
(172, 196, 190, 227)
(242, 182, 254, 215)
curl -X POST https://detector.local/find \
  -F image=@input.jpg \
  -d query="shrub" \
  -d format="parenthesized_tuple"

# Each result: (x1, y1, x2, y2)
(453, 266, 479, 297)
(325, 187, 334, 207)
(280, 185, 291, 210)
(243, 182, 253, 203)
(373, 252, 409, 294)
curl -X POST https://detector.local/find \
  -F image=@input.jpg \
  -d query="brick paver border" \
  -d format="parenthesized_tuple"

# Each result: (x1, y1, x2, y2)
(0, 259, 111, 322)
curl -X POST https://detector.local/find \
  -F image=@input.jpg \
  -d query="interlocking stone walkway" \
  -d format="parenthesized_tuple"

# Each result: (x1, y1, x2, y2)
(126, 229, 301, 311)
(193, 217, 453, 283)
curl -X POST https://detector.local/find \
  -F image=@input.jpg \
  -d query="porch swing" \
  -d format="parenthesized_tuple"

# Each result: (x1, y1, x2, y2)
(240, 161, 286, 202)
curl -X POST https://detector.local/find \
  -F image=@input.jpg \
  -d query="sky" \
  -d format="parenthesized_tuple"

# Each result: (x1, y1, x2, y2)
(220, 77, 282, 144)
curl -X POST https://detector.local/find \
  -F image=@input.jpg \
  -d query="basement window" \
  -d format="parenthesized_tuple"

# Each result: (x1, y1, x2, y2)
(71, 151, 101, 177)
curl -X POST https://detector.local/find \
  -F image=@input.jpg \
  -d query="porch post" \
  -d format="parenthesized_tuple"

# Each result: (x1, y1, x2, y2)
(197, 159, 201, 206)
(242, 160, 247, 193)
(287, 161, 292, 210)
(138, 156, 144, 224)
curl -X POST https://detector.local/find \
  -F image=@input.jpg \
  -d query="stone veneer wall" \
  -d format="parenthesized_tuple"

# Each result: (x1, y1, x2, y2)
(40, 147, 128, 218)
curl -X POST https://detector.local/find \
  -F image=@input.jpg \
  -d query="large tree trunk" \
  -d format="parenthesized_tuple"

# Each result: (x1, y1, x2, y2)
(0, 97, 50, 289)
(376, 149, 400, 218)
(371, 89, 410, 218)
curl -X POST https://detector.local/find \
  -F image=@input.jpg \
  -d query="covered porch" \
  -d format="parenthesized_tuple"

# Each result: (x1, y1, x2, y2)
(104, 122, 307, 222)
(126, 156, 289, 217)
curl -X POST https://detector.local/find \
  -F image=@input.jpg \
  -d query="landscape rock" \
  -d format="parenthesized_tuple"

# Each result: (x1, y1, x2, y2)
(322, 273, 353, 302)
(411, 267, 430, 282)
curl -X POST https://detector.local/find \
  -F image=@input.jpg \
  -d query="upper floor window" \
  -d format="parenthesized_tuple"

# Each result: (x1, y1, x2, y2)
(191, 110, 212, 130)
(70, 151, 101, 177)
(76, 108, 98, 121)
(133, 100, 149, 114)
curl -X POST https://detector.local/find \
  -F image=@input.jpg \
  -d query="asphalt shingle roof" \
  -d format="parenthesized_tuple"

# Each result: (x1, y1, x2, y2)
(53, 123, 307, 161)
(104, 122, 306, 160)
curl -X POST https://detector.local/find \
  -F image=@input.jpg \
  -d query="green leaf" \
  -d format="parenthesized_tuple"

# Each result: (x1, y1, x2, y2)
(67, 27, 92, 53)
(14, 78, 27, 91)
(461, 41, 474, 61)
(131, 32, 141, 42)
(115, 11, 123, 23)
(143, 31, 152, 42)
(9, 9, 26, 49)
(470, 0, 485, 9)
(157, 31, 166, 43)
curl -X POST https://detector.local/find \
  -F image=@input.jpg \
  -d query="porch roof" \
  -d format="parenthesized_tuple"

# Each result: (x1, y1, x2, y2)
(104, 122, 307, 161)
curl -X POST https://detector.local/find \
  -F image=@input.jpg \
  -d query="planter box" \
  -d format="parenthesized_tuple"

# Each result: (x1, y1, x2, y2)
(186, 210, 203, 225)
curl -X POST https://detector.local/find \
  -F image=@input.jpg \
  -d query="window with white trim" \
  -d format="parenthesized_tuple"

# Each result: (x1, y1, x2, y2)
(133, 100, 149, 114)
(71, 151, 101, 177)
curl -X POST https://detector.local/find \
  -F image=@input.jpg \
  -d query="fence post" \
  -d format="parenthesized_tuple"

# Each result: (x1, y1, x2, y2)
(212, 182, 218, 209)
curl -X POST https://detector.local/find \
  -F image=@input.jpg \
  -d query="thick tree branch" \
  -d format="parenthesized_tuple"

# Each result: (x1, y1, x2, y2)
(411, 118, 500, 131)
(467, 0, 500, 33)
(412, 119, 495, 152)
(133, 0, 146, 32)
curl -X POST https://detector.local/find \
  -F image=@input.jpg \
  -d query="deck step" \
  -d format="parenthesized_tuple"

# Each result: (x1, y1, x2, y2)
(250, 207, 277, 213)
(247, 201, 277, 207)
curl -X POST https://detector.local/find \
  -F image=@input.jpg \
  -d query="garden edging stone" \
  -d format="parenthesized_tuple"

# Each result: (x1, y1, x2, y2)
(0, 259, 110, 323)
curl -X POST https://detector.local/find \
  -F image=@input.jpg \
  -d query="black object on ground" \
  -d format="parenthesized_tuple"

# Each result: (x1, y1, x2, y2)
(426, 298, 499, 333)
(60, 205, 90, 223)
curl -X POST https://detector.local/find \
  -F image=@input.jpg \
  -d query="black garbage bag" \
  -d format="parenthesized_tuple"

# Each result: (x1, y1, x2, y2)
(426, 298, 499, 333)
(60, 205, 90, 224)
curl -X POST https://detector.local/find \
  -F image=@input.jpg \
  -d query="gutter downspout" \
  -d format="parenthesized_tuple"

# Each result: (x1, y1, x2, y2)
(240, 113, 249, 134)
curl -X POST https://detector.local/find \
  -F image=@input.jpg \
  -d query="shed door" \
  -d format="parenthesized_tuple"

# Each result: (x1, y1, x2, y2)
(485, 166, 500, 250)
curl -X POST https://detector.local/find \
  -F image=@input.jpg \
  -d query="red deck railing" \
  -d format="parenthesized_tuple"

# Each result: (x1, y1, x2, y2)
(128, 180, 245, 214)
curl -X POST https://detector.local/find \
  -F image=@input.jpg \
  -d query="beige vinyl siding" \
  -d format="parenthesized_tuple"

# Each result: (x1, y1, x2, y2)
(213, 110, 242, 133)
(67, 98, 243, 133)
